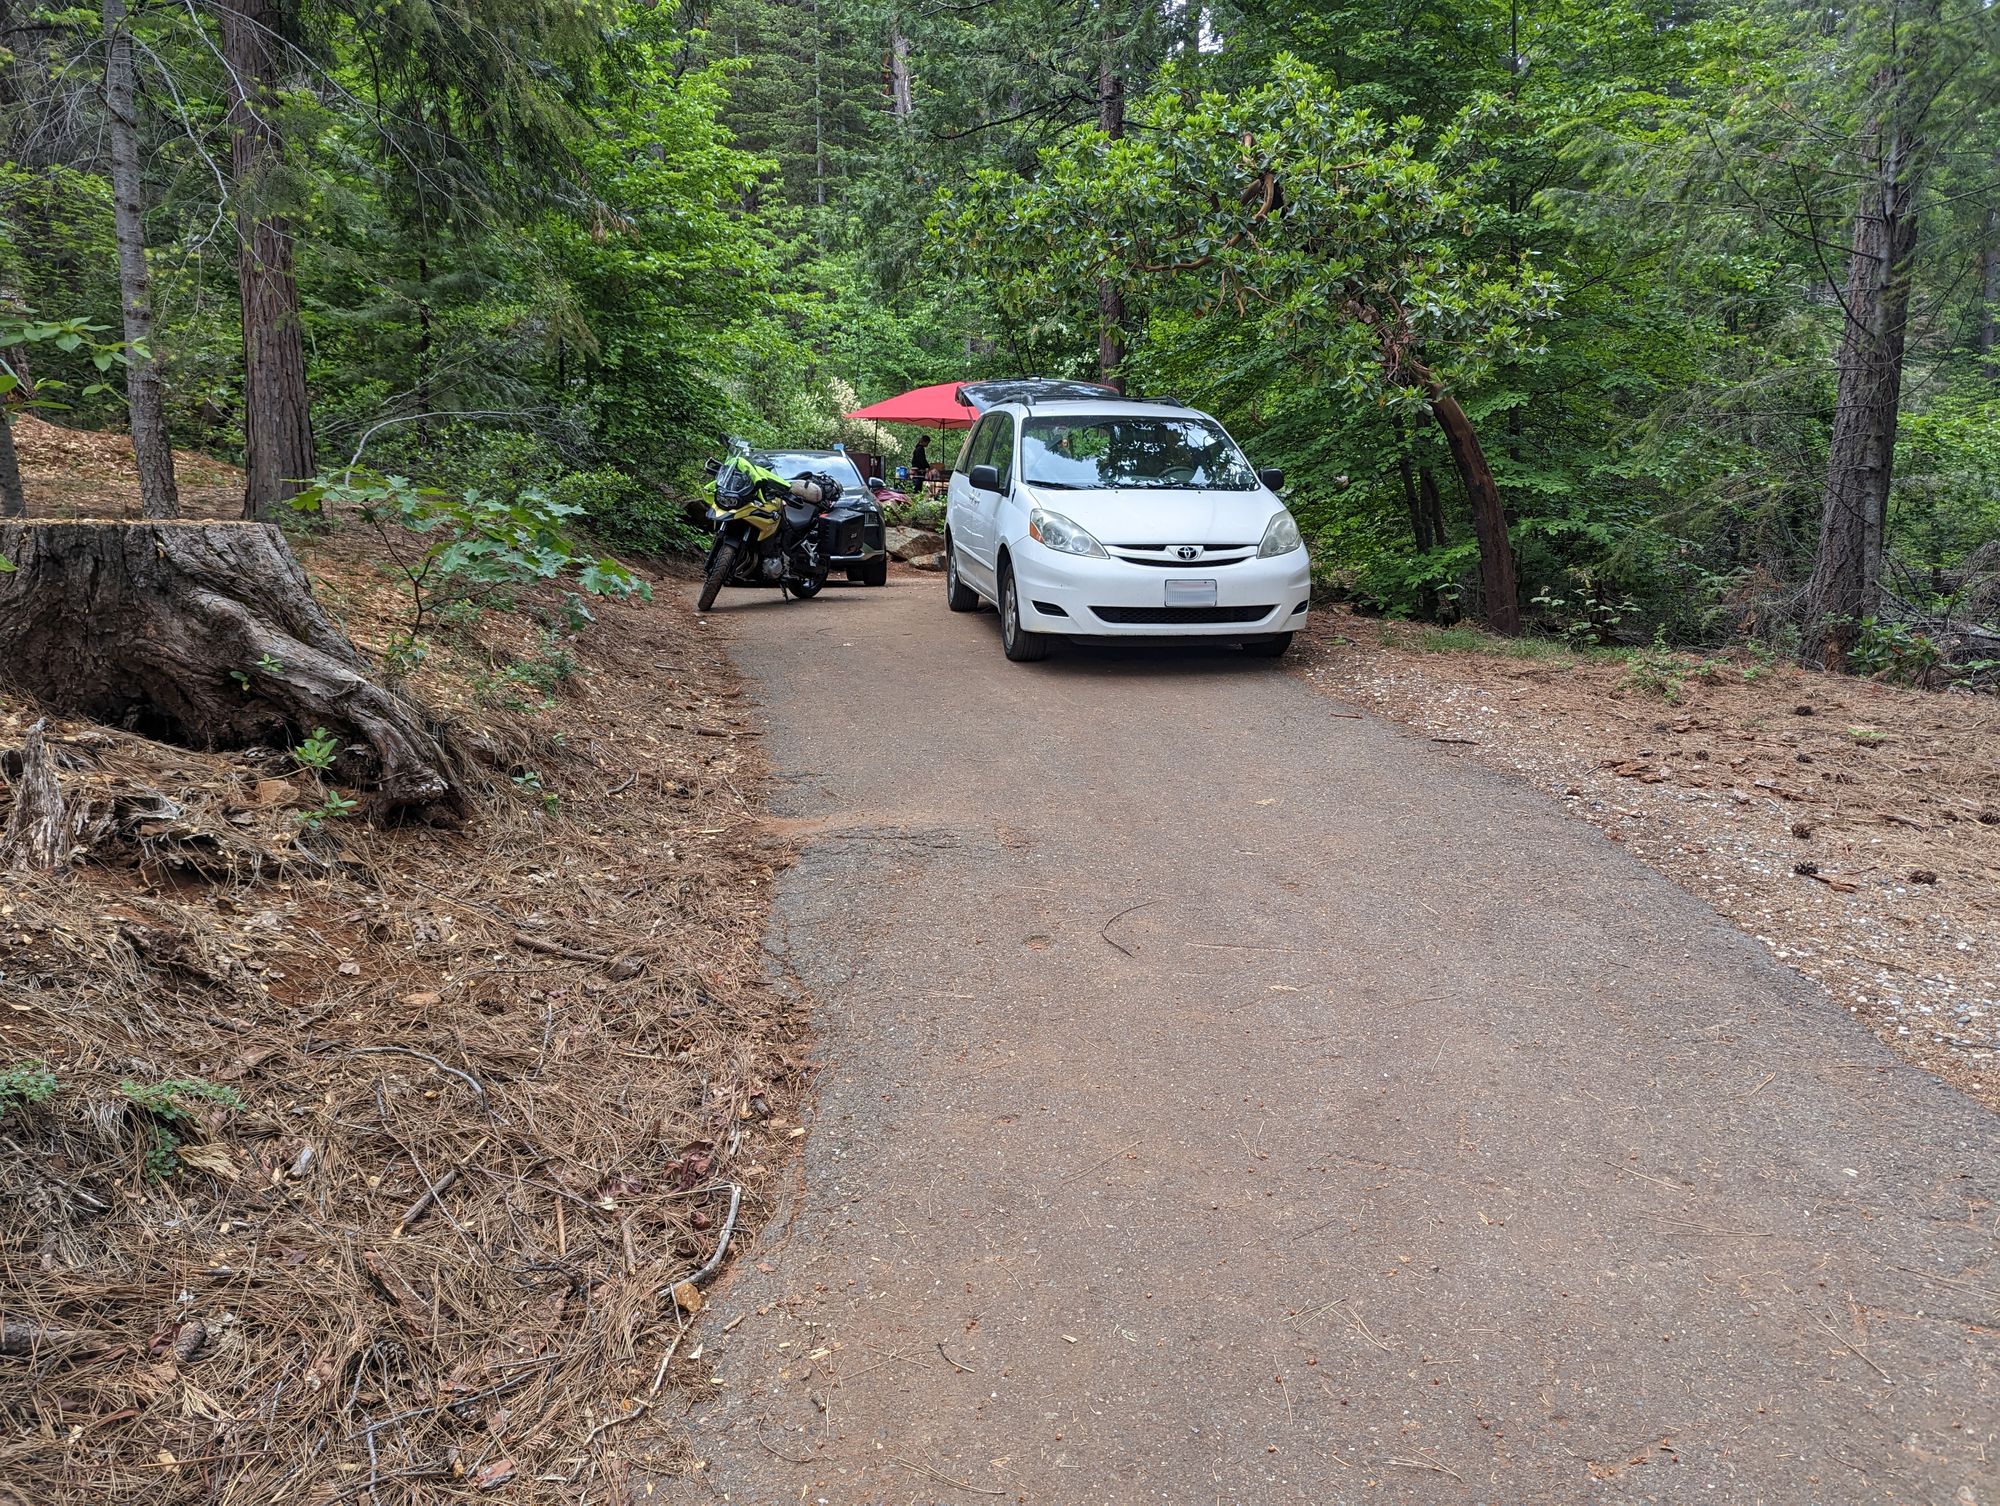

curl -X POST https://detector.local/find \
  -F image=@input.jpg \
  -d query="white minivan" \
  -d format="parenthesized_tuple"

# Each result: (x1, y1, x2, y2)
(942, 382, 1310, 662)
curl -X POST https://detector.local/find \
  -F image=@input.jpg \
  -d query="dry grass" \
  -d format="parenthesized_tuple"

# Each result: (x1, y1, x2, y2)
(0, 488, 801, 1501)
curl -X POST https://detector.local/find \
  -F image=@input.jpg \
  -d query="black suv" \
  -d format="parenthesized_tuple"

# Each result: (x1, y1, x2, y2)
(754, 449, 890, 587)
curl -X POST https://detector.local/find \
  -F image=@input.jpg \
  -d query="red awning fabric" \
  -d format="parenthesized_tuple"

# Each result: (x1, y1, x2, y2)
(842, 381, 977, 429)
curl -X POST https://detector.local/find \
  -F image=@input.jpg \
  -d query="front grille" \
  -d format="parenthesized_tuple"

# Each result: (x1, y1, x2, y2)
(1091, 605, 1275, 625)
(1109, 544, 1256, 569)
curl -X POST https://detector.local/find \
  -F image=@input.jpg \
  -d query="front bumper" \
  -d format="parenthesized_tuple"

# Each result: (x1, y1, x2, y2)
(1008, 539, 1311, 637)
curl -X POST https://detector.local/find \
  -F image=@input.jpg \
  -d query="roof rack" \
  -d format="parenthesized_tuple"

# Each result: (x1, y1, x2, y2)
(956, 378, 1118, 414)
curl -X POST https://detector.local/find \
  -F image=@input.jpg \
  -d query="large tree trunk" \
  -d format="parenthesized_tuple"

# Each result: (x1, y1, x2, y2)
(0, 414, 22, 518)
(888, 27, 913, 119)
(1982, 193, 1998, 381)
(0, 20, 30, 526)
(1427, 389, 1521, 635)
(0, 521, 465, 816)
(100, 0, 179, 519)
(1095, 18, 1127, 390)
(219, 0, 315, 519)
(1802, 115, 1923, 667)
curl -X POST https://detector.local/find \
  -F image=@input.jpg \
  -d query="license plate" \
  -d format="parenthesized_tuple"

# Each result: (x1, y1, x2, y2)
(1165, 577, 1217, 608)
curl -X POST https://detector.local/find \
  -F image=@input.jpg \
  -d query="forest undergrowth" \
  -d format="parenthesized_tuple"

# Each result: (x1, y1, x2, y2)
(0, 433, 802, 1503)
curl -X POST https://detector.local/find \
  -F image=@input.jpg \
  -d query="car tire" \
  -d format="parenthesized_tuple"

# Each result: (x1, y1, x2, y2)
(945, 538, 980, 613)
(697, 540, 737, 613)
(861, 554, 889, 587)
(846, 566, 864, 584)
(999, 565, 1050, 662)
(1242, 633, 1293, 659)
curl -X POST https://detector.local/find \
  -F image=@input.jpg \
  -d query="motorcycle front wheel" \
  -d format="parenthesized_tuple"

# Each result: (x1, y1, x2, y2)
(789, 572, 827, 600)
(698, 540, 739, 612)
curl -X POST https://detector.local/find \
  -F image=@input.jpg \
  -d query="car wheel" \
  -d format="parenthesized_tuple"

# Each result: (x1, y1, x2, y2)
(862, 554, 889, 587)
(1242, 633, 1293, 659)
(999, 566, 1050, 662)
(846, 566, 864, 584)
(945, 538, 979, 613)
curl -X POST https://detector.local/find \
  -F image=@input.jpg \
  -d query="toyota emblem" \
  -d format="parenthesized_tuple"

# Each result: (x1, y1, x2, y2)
(1173, 545, 1201, 560)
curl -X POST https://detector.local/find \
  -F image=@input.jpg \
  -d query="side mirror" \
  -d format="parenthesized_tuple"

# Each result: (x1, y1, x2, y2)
(868, 475, 884, 489)
(969, 463, 1002, 493)
(1257, 467, 1286, 492)
(703, 457, 722, 477)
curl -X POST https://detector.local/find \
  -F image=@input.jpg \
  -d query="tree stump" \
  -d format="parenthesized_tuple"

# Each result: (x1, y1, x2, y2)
(2, 719, 69, 868)
(0, 521, 465, 817)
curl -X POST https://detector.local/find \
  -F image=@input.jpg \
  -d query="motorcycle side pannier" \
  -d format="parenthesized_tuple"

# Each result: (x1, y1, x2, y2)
(818, 507, 867, 558)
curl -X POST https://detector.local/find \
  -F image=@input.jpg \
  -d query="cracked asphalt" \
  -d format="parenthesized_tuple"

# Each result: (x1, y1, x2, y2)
(671, 571, 1998, 1505)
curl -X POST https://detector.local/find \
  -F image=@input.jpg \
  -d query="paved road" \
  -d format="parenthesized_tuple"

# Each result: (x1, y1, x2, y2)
(678, 572, 1998, 1505)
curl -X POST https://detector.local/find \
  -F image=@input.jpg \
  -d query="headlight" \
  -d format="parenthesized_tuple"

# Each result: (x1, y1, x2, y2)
(1029, 507, 1107, 558)
(1258, 509, 1303, 558)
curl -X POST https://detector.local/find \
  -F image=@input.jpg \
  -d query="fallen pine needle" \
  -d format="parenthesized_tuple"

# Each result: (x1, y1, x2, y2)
(891, 1455, 1006, 1496)
(1098, 900, 1153, 957)
(1786, 1285, 1894, 1386)
(936, 1341, 975, 1374)
(1041, 1138, 1141, 1195)
(1388, 1452, 1463, 1481)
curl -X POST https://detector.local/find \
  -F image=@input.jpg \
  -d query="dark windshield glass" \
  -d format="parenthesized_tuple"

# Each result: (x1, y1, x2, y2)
(759, 452, 866, 492)
(1020, 417, 1257, 490)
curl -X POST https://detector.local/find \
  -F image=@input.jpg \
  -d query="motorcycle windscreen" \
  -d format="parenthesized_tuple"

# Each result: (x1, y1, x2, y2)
(715, 461, 760, 506)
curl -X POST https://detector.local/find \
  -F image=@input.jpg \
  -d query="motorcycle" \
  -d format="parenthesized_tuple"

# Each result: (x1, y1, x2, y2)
(697, 454, 871, 612)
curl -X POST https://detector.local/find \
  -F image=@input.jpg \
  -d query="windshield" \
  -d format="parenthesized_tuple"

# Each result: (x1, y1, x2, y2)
(1020, 416, 1258, 491)
(760, 452, 867, 493)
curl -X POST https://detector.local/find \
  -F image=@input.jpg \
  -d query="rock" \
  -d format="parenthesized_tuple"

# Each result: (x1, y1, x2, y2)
(905, 552, 945, 573)
(885, 527, 945, 562)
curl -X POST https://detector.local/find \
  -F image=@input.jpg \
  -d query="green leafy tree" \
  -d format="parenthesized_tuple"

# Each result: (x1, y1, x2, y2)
(937, 56, 1558, 631)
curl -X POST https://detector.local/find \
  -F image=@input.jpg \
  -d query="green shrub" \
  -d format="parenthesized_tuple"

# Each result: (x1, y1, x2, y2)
(118, 1077, 246, 1179)
(552, 466, 709, 555)
(1622, 631, 1690, 701)
(1849, 617, 1943, 682)
(503, 631, 580, 696)
(0, 1060, 59, 1115)
(295, 472, 651, 636)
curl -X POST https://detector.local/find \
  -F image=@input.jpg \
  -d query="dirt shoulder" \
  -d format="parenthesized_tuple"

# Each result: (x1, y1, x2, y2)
(10, 413, 244, 519)
(1294, 610, 2000, 1111)
(1, 498, 799, 1498)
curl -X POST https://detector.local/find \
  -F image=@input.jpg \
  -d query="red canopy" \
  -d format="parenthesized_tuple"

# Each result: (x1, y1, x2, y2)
(843, 381, 976, 429)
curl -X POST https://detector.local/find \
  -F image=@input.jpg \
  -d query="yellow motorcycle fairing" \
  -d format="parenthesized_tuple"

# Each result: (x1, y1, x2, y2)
(707, 497, 782, 542)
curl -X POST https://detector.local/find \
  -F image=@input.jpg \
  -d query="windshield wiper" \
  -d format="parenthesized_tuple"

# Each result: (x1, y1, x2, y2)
(1024, 478, 1085, 489)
